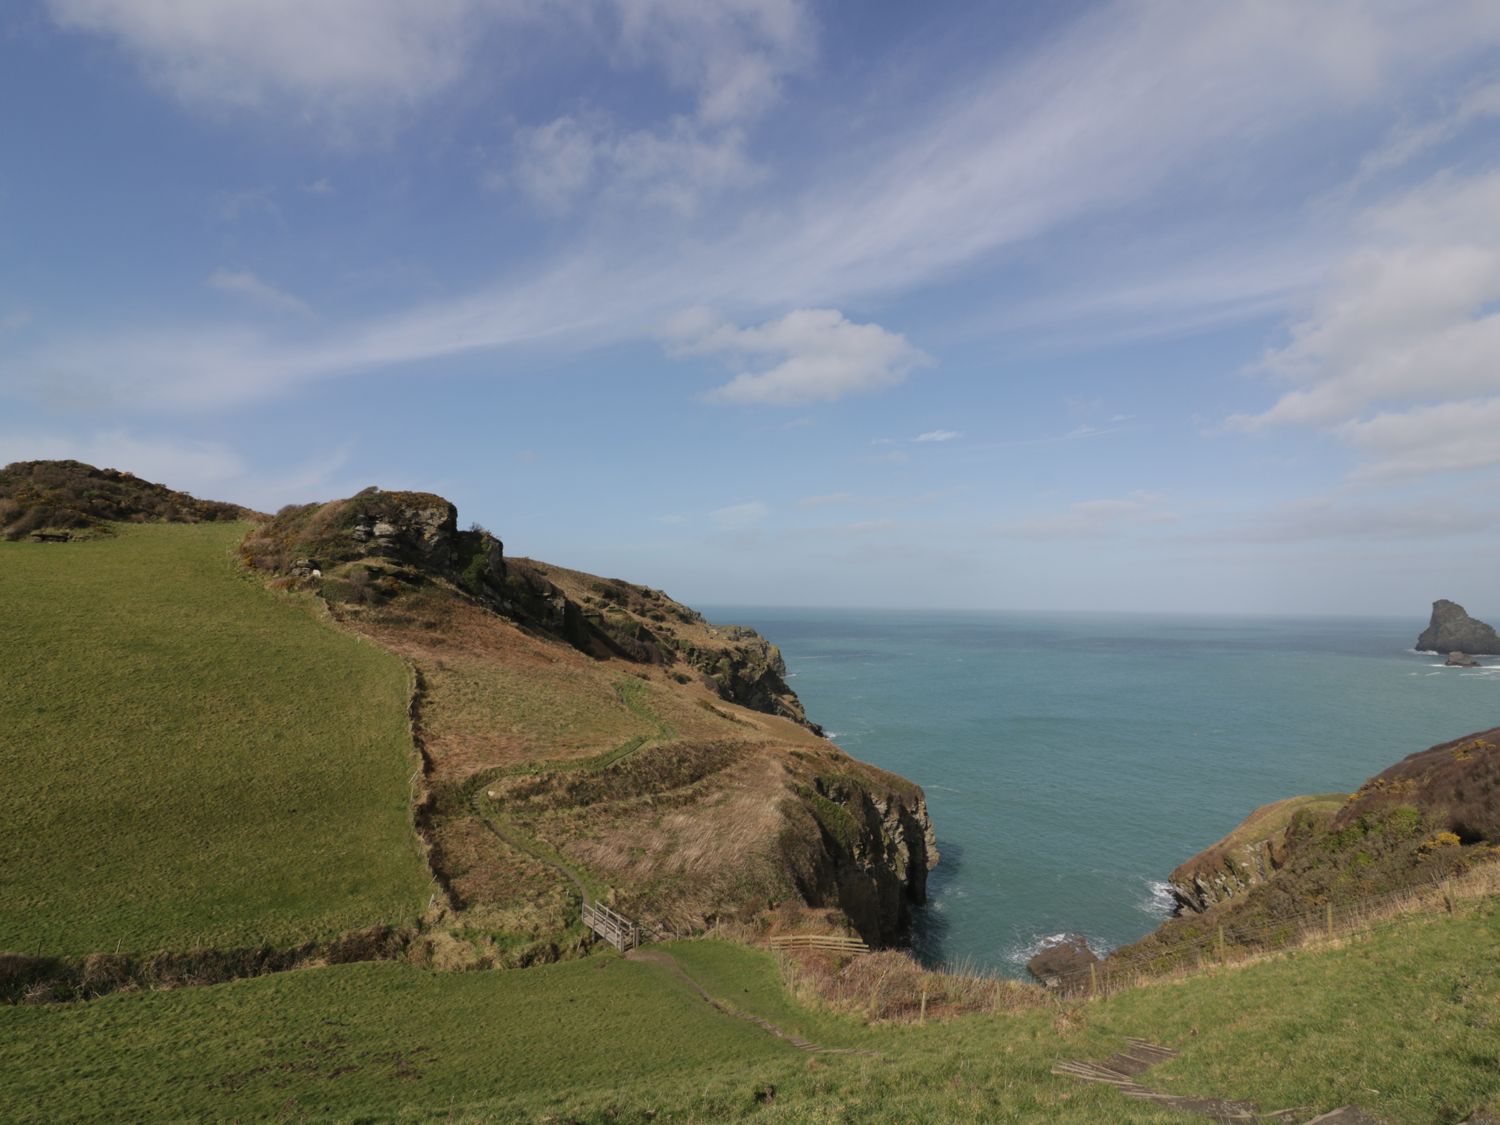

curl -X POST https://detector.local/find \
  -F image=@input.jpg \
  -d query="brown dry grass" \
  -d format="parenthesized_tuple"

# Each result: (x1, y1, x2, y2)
(304, 557, 924, 956)
(778, 947, 1045, 1023)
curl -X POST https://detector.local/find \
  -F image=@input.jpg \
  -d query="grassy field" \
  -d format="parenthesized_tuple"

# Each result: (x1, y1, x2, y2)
(0, 524, 432, 955)
(2, 898, 1495, 1122)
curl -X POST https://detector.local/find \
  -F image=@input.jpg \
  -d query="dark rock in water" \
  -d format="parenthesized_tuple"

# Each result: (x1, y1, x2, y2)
(1418, 600, 1500, 655)
(1027, 933, 1098, 987)
(1446, 651, 1481, 667)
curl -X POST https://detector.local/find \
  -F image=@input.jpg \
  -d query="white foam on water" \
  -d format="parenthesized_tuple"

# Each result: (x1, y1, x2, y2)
(1005, 932, 1075, 967)
(1137, 880, 1178, 918)
(824, 730, 843, 739)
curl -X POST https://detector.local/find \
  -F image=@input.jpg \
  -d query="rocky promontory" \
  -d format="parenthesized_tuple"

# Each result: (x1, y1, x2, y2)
(1417, 599, 1500, 655)
(239, 481, 934, 950)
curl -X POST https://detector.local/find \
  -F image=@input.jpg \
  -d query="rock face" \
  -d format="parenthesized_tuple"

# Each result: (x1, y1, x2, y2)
(798, 776, 939, 946)
(242, 484, 938, 949)
(1168, 795, 1345, 914)
(1115, 728, 1500, 970)
(1446, 652, 1480, 668)
(1027, 934, 1098, 988)
(1417, 600, 1500, 655)
(680, 626, 814, 729)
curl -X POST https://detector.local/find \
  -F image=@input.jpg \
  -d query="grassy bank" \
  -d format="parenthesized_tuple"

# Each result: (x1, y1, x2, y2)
(3, 898, 1495, 1122)
(0, 524, 431, 955)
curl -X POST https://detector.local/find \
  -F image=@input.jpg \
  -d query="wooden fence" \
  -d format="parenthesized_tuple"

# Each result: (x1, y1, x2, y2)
(766, 933, 869, 955)
(583, 901, 643, 953)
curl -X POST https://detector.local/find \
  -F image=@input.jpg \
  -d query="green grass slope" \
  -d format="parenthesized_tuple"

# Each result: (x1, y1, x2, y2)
(0, 524, 431, 955)
(3, 900, 1495, 1122)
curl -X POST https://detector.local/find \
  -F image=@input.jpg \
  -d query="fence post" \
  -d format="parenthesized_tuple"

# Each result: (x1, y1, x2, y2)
(1089, 961, 1098, 997)
(1217, 924, 1226, 964)
(919, 984, 928, 1025)
(1443, 878, 1455, 915)
(1325, 901, 1334, 940)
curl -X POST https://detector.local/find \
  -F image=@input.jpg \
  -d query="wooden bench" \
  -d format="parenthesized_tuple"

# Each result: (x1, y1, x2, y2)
(29, 532, 72, 543)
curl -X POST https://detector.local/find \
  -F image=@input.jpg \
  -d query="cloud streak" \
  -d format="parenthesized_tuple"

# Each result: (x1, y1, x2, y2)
(20, 2, 1500, 415)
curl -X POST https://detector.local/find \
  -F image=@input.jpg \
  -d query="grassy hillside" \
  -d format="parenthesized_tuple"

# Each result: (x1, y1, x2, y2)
(2, 898, 1495, 1122)
(0, 523, 431, 955)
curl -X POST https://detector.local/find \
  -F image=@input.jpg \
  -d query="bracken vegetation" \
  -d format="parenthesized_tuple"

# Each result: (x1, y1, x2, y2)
(0, 459, 256, 540)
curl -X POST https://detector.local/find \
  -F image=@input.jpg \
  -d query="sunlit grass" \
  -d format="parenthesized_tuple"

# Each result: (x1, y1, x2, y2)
(0, 524, 431, 955)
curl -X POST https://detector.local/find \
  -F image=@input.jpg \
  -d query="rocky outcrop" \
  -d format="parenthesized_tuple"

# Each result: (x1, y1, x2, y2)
(1115, 728, 1500, 971)
(242, 488, 506, 597)
(1027, 934, 1098, 988)
(1417, 600, 1500, 655)
(681, 626, 816, 730)
(1445, 652, 1481, 667)
(1168, 795, 1344, 914)
(798, 775, 938, 946)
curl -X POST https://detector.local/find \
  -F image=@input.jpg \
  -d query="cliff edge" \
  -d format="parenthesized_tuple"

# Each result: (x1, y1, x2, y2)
(1118, 728, 1500, 967)
(242, 487, 936, 952)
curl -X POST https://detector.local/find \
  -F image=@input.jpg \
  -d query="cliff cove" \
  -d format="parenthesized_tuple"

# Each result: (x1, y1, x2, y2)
(714, 606, 1500, 975)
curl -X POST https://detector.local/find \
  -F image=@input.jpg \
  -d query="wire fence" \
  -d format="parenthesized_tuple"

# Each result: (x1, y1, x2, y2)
(1036, 863, 1496, 999)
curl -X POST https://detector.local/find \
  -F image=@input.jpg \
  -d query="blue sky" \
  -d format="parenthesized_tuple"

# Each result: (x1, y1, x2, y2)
(4, 1, 1500, 614)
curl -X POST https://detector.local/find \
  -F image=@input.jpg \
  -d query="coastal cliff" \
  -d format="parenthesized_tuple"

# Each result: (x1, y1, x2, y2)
(243, 485, 934, 950)
(1417, 599, 1500, 655)
(1119, 728, 1500, 966)
(1168, 794, 1345, 913)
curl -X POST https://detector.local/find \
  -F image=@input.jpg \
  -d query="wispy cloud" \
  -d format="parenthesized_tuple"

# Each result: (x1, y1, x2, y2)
(996, 492, 1176, 540)
(912, 429, 959, 443)
(21, 3, 1500, 413)
(795, 491, 853, 509)
(710, 500, 768, 528)
(1195, 493, 1500, 545)
(207, 269, 311, 316)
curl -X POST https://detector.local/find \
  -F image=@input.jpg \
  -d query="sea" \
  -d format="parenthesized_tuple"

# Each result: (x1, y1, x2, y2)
(700, 608, 1500, 977)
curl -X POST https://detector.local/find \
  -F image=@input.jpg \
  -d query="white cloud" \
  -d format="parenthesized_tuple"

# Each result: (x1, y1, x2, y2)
(48, 0, 812, 132)
(1352, 80, 1500, 187)
(513, 116, 602, 214)
(1229, 168, 1500, 477)
(207, 269, 310, 316)
(666, 308, 930, 406)
(610, 0, 813, 125)
(512, 113, 758, 215)
(1338, 398, 1500, 478)
(47, 0, 495, 113)
(709, 500, 768, 528)
(912, 430, 959, 443)
(22, 3, 1500, 412)
(996, 492, 1176, 540)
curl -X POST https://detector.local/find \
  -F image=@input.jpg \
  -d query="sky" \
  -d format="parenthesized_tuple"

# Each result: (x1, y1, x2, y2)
(3, 1, 1500, 615)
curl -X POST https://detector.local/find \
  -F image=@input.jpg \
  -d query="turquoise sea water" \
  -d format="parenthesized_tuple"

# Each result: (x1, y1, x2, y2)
(702, 608, 1500, 975)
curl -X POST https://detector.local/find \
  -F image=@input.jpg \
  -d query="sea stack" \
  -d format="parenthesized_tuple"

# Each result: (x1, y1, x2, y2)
(1417, 600, 1500, 655)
